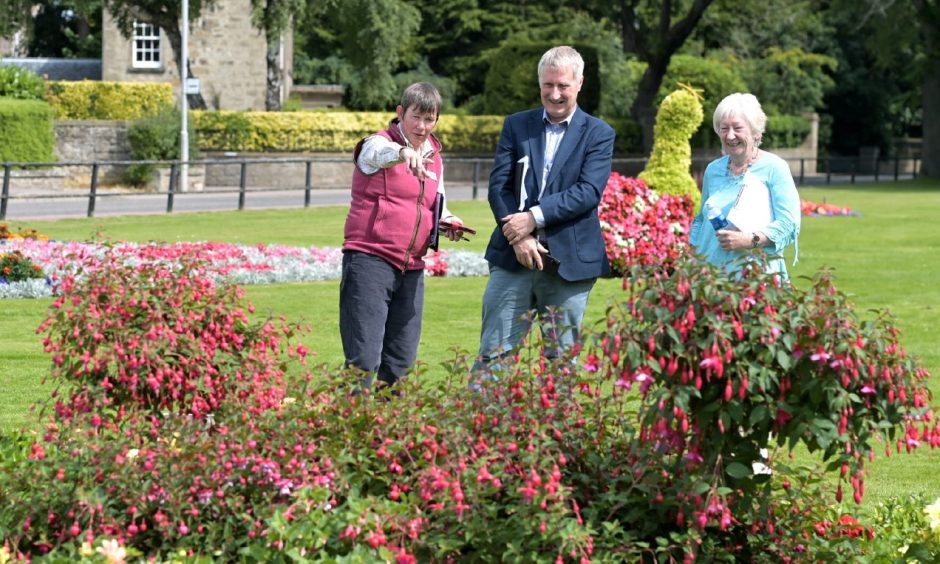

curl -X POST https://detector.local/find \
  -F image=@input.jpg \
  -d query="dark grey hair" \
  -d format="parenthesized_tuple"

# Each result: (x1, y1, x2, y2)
(400, 82, 442, 118)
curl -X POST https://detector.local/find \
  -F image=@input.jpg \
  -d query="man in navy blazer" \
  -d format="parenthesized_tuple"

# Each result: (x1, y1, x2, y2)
(473, 45, 615, 379)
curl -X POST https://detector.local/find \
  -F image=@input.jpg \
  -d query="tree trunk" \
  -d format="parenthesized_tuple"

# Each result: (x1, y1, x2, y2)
(920, 5, 940, 178)
(265, 35, 282, 111)
(621, 0, 716, 155)
(631, 57, 670, 154)
(163, 24, 208, 110)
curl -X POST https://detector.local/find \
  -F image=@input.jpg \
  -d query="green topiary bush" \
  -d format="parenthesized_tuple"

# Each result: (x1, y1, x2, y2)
(0, 98, 55, 163)
(46, 81, 174, 120)
(125, 105, 198, 186)
(639, 88, 704, 210)
(0, 65, 46, 100)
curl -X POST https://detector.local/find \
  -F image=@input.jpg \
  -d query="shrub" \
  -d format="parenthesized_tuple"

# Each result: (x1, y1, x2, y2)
(0, 65, 46, 100)
(599, 173, 694, 275)
(125, 105, 199, 186)
(45, 81, 174, 120)
(0, 98, 55, 163)
(0, 251, 45, 283)
(765, 113, 812, 149)
(638, 88, 704, 210)
(1, 235, 937, 561)
(193, 111, 504, 154)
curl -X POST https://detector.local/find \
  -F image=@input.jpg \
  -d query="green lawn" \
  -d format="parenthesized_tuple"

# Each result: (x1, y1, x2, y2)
(2, 179, 939, 510)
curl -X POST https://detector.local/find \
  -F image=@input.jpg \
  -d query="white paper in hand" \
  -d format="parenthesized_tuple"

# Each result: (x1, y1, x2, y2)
(515, 156, 529, 211)
(726, 172, 773, 233)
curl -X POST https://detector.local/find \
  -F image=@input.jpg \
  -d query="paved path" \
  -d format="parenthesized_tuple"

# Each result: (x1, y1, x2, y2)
(0, 172, 917, 221)
(2, 183, 484, 221)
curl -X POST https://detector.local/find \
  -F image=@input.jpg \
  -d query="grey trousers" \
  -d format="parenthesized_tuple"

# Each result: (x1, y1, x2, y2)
(339, 251, 425, 386)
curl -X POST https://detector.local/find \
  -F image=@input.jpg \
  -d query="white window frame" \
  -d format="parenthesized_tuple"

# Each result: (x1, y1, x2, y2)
(132, 22, 162, 69)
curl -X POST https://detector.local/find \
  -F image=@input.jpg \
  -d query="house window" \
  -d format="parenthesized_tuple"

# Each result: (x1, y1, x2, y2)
(132, 22, 162, 69)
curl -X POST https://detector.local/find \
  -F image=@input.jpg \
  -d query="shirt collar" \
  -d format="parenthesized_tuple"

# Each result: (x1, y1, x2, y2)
(542, 107, 576, 128)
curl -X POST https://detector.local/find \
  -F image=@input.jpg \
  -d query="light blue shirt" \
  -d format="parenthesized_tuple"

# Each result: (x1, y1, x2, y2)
(689, 152, 801, 280)
(530, 109, 573, 228)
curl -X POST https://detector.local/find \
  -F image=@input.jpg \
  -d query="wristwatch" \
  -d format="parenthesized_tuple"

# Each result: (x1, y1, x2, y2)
(751, 232, 761, 248)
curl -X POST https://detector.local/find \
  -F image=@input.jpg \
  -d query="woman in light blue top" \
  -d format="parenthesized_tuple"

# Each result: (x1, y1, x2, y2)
(689, 93, 801, 281)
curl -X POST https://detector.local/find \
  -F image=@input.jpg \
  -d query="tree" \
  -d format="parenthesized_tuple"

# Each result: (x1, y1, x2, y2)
(611, 0, 718, 153)
(847, 0, 939, 178)
(250, 0, 304, 110)
(0, 0, 34, 48)
(82, 0, 215, 109)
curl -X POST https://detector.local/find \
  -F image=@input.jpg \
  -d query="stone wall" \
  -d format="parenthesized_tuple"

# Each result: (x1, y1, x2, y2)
(54, 120, 132, 185)
(100, 0, 291, 111)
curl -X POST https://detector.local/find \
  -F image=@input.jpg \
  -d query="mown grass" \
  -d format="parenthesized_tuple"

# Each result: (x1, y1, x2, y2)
(3, 179, 939, 509)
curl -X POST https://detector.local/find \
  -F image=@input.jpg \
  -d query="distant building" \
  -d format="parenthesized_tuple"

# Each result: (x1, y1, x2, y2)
(101, 0, 293, 110)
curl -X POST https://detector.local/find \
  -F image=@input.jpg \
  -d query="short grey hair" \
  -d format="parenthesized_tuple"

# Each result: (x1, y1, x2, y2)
(538, 46, 584, 82)
(713, 93, 767, 140)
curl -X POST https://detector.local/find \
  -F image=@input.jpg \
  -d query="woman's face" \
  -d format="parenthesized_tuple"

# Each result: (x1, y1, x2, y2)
(717, 114, 754, 159)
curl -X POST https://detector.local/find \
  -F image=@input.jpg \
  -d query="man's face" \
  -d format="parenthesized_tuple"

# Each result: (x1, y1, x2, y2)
(540, 65, 582, 124)
(397, 105, 438, 149)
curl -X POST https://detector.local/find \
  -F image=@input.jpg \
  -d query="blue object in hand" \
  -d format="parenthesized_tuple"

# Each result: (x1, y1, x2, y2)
(706, 201, 729, 231)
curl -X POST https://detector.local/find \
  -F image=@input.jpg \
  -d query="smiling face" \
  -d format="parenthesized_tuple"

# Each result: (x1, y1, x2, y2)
(717, 113, 756, 161)
(540, 65, 582, 124)
(396, 105, 438, 149)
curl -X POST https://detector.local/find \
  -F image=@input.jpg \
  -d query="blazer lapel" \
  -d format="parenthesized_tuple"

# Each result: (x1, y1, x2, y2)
(526, 110, 545, 196)
(545, 108, 586, 193)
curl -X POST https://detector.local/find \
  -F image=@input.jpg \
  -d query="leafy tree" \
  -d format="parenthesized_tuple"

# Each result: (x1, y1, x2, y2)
(250, 0, 304, 111)
(24, 0, 101, 58)
(856, 0, 939, 177)
(0, 0, 35, 46)
(606, 0, 718, 153)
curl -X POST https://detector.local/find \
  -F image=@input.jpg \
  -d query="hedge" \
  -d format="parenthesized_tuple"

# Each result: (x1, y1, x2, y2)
(193, 111, 506, 154)
(0, 98, 55, 163)
(46, 81, 173, 120)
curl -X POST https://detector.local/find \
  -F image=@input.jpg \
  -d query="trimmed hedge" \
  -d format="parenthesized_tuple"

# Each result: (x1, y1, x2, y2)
(193, 111, 505, 154)
(482, 43, 601, 116)
(0, 98, 55, 163)
(46, 81, 173, 120)
(765, 113, 812, 149)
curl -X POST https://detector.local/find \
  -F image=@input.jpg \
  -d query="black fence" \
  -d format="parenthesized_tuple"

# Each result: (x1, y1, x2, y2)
(0, 154, 923, 221)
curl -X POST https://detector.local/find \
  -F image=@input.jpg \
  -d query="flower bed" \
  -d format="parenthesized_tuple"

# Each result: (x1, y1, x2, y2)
(598, 173, 695, 274)
(1, 250, 938, 562)
(0, 239, 491, 299)
(801, 198, 861, 217)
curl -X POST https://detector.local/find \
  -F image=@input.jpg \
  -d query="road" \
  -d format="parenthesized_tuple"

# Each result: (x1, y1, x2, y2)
(2, 184, 484, 221)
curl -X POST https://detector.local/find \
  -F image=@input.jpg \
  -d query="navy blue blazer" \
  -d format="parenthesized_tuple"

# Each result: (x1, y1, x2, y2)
(484, 106, 616, 281)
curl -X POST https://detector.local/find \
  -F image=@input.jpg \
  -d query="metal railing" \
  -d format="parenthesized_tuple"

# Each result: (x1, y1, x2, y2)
(0, 154, 923, 220)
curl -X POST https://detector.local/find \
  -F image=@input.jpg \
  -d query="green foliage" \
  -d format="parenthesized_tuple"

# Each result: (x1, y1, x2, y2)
(764, 114, 812, 149)
(0, 98, 55, 163)
(0, 65, 46, 100)
(1, 242, 935, 561)
(742, 47, 838, 115)
(0, 251, 45, 283)
(125, 105, 198, 186)
(45, 80, 174, 120)
(639, 89, 704, 210)
(482, 43, 600, 116)
(193, 110, 504, 154)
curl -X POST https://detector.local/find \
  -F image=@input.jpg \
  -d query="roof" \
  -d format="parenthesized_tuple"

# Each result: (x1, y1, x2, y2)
(0, 58, 102, 81)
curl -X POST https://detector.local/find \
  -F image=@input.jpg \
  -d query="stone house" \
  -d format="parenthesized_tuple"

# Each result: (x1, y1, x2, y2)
(101, 0, 293, 111)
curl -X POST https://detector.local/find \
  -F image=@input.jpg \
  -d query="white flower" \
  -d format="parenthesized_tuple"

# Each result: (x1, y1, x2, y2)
(96, 539, 127, 564)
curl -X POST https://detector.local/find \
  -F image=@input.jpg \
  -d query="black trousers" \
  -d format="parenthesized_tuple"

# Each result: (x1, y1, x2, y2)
(339, 251, 424, 386)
